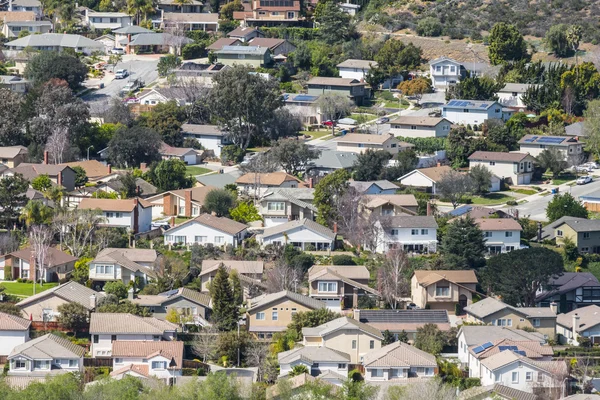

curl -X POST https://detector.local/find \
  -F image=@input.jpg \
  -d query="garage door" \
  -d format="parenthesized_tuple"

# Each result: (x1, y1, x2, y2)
(429, 302, 456, 313)
(320, 298, 341, 312)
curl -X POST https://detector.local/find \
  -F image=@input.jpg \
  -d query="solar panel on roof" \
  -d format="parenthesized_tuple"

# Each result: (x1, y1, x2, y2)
(473, 346, 485, 354)
(448, 100, 458, 106)
(459, 101, 469, 107)
(515, 350, 527, 356)
(480, 104, 488, 108)
(481, 342, 493, 349)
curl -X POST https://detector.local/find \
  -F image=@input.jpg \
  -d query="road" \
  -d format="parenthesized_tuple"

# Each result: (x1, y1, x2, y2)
(82, 56, 160, 116)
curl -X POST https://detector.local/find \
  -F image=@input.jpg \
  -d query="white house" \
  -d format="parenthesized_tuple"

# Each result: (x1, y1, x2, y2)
(468, 151, 536, 187)
(556, 305, 600, 345)
(164, 214, 248, 248)
(260, 218, 336, 251)
(8, 334, 85, 376)
(159, 12, 219, 32)
(88, 248, 159, 287)
(278, 346, 350, 381)
(334, 133, 406, 156)
(85, 10, 132, 30)
(389, 116, 453, 138)
(8, 0, 43, 18)
(442, 100, 512, 126)
(376, 215, 438, 253)
(429, 56, 463, 88)
(0, 75, 29, 93)
(235, 172, 304, 198)
(398, 165, 452, 195)
(474, 218, 522, 254)
(136, 87, 190, 107)
(336, 59, 377, 81)
(180, 124, 229, 158)
(0, 312, 30, 356)
(496, 83, 539, 108)
(362, 341, 437, 381)
(1, 20, 52, 38)
(110, 340, 183, 382)
(159, 142, 202, 165)
(89, 313, 178, 358)
(518, 135, 584, 161)
(78, 198, 153, 234)
(339, 3, 360, 15)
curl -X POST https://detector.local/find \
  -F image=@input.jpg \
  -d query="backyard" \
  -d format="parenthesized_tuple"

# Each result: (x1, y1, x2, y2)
(469, 193, 515, 205)
(185, 166, 212, 176)
(1, 281, 59, 298)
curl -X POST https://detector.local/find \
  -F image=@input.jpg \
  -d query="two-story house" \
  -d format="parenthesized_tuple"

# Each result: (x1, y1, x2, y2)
(214, 45, 271, 68)
(442, 100, 512, 125)
(306, 77, 367, 106)
(247, 291, 325, 340)
(355, 309, 450, 343)
(78, 198, 153, 234)
(258, 188, 316, 227)
(8, 0, 43, 18)
(361, 194, 418, 217)
(260, 218, 336, 251)
(302, 317, 383, 364)
(519, 135, 584, 160)
(535, 272, 600, 313)
(156, 0, 203, 13)
(1, 20, 52, 38)
(278, 346, 350, 382)
(549, 217, 600, 254)
(411, 270, 479, 313)
(5, 161, 76, 192)
(85, 10, 132, 30)
(389, 117, 453, 138)
(0, 312, 31, 356)
(464, 297, 557, 339)
(110, 340, 184, 383)
(308, 265, 379, 311)
(475, 218, 523, 254)
(181, 124, 230, 158)
(159, 12, 219, 32)
(429, 56, 463, 87)
(163, 214, 248, 248)
(240, 0, 301, 25)
(556, 305, 600, 345)
(89, 248, 159, 287)
(89, 313, 178, 358)
(496, 83, 540, 108)
(146, 186, 217, 219)
(131, 287, 212, 326)
(468, 151, 536, 187)
(349, 180, 399, 195)
(236, 172, 304, 197)
(362, 341, 437, 382)
(334, 133, 405, 156)
(337, 59, 378, 81)
(199, 260, 264, 293)
(375, 215, 438, 253)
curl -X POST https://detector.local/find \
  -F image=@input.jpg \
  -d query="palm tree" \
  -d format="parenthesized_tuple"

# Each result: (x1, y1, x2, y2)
(127, 0, 153, 25)
(566, 25, 583, 74)
(173, 0, 193, 13)
(20, 200, 53, 228)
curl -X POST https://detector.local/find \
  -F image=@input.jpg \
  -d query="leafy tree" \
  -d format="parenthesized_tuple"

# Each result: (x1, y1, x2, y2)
(469, 165, 493, 195)
(485, 119, 517, 151)
(315, 0, 352, 45)
(147, 159, 193, 192)
(353, 149, 391, 181)
(0, 174, 29, 229)
(545, 24, 570, 57)
(229, 200, 261, 223)
(397, 330, 409, 343)
(584, 99, 600, 159)
(96, 298, 150, 316)
(210, 264, 239, 331)
(140, 100, 187, 146)
(315, 93, 354, 133)
(0, 302, 22, 316)
(230, 269, 243, 307)
(270, 139, 321, 175)
(204, 189, 235, 217)
(382, 329, 396, 345)
(0, 88, 26, 146)
(396, 77, 431, 103)
(72, 166, 88, 188)
(314, 169, 350, 226)
(104, 281, 128, 299)
(445, 126, 476, 168)
(342, 379, 379, 400)
(20, 200, 53, 227)
(103, 98, 134, 127)
(285, 308, 340, 341)
(56, 302, 88, 331)
(31, 174, 53, 191)
(72, 257, 92, 284)
(289, 365, 310, 377)
(107, 125, 161, 168)
(198, 371, 244, 399)
(537, 147, 567, 177)
(488, 23, 529, 65)
(436, 170, 474, 209)
(546, 192, 588, 222)
(157, 54, 181, 78)
(24, 52, 87, 89)
(117, 173, 140, 198)
(440, 216, 486, 269)
(567, 25, 583, 67)
(482, 248, 564, 306)
(375, 40, 422, 89)
(219, 0, 244, 19)
(221, 145, 245, 164)
(448, 76, 500, 101)
(414, 323, 446, 355)
(416, 17, 442, 37)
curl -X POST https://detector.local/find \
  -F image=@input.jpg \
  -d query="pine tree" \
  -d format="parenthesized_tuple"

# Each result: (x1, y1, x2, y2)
(210, 264, 239, 331)
(440, 216, 486, 269)
(230, 269, 243, 307)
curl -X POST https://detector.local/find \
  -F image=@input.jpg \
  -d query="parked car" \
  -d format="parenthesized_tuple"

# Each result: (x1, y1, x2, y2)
(376, 117, 390, 124)
(322, 120, 334, 127)
(120, 78, 144, 95)
(585, 162, 599, 169)
(240, 152, 258, 166)
(577, 175, 593, 185)
(151, 221, 171, 230)
(574, 165, 593, 173)
(110, 47, 124, 55)
(406, 303, 420, 310)
(115, 69, 129, 79)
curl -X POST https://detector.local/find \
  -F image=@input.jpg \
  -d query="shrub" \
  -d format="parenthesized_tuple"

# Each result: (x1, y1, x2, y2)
(4, 265, 11, 281)
(506, 200, 518, 206)
(221, 145, 245, 164)
(348, 369, 363, 382)
(182, 43, 206, 60)
(331, 254, 356, 265)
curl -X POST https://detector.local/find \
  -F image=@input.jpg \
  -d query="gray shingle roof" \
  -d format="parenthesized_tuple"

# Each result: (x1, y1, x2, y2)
(5, 33, 104, 49)
(16, 281, 105, 310)
(261, 188, 316, 211)
(122, 33, 193, 46)
(262, 218, 336, 240)
(466, 297, 558, 320)
(8, 333, 85, 359)
(499, 83, 540, 93)
(249, 290, 325, 311)
(216, 45, 269, 56)
(565, 121, 584, 137)
(458, 326, 546, 346)
(336, 59, 378, 69)
(302, 316, 383, 339)
(349, 180, 398, 193)
(89, 313, 178, 334)
(536, 272, 599, 303)
(307, 150, 358, 170)
(201, 260, 264, 276)
(165, 214, 248, 236)
(181, 124, 223, 137)
(389, 215, 438, 229)
(112, 25, 153, 34)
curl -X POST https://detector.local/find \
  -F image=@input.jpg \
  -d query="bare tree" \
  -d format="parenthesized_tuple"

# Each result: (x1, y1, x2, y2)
(246, 341, 271, 382)
(315, 93, 354, 135)
(163, 23, 188, 56)
(363, 213, 392, 253)
(191, 325, 219, 362)
(436, 170, 474, 209)
(53, 209, 102, 257)
(240, 152, 280, 199)
(265, 260, 302, 293)
(336, 187, 365, 248)
(377, 249, 410, 309)
(45, 125, 70, 164)
(29, 225, 52, 294)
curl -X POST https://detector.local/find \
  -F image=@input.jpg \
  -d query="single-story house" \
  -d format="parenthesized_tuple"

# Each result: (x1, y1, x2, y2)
(248, 37, 296, 56)
(214, 45, 271, 68)
(334, 133, 407, 156)
(362, 341, 437, 381)
(163, 214, 248, 247)
(3, 33, 105, 55)
(398, 165, 453, 194)
(180, 124, 229, 158)
(159, 142, 203, 165)
(8, 246, 78, 283)
(131, 287, 212, 325)
(260, 218, 336, 251)
(556, 305, 600, 345)
(306, 77, 367, 106)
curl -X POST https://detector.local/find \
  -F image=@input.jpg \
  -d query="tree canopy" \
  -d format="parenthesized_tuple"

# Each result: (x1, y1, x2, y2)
(107, 125, 161, 168)
(24, 52, 87, 90)
(546, 193, 588, 222)
(488, 23, 529, 65)
(440, 216, 486, 269)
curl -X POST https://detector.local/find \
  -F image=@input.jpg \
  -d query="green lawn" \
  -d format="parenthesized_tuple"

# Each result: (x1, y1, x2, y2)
(2, 282, 59, 297)
(185, 166, 212, 176)
(547, 173, 577, 185)
(301, 130, 331, 140)
(349, 113, 377, 122)
(511, 188, 538, 195)
(469, 193, 515, 205)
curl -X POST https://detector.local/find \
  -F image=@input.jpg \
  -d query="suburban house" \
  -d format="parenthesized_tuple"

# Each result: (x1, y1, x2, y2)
(236, 172, 304, 197)
(0, 75, 29, 93)
(7, 334, 85, 377)
(156, 0, 203, 13)
(397, 165, 453, 194)
(196, 170, 242, 189)
(411, 270, 479, 313)
(278, 346, 349, 381)
(163, 214, 248, 247)
(8, 0, 43, 18)
(16, 281, 104, 323)
(3, 33, 105, 55)
(117, 33, 193, 55)
(135, 87, 192, 107)
(376, 215, 438, 253)
(302, 317, 383, 364)
(0, 312, 31, 356)
(306, 77, 368, 105)
(146, 186, 217, 219)
(63, 160, 113, 182)
(355, 309, 450, 342)
(496, 83, 540, 108)
(159, 142, 203, 165)
(468, 151, 536, 187)
(214, 45, 271, 68)
(362, 341, 437, 381)
(334, 133, 406, 155)
(1, 20, 52, 38)
(565, 121, 585, 137)
(110, 340, 184, 383)
(260, 218, 336, 251)
(580, 190, 600, 212)
(464, 297, 557, 339)
(5, 162, 76, 192)
(88, 248, 159, 287)
(89, 313, 178, 358)
(429, 56, 463, 87)
(389, 117, 453, 138)
(283, 92, 322, 125)
(207, 38, 242, 51)
(475, 218, 523, 254)
(7, 246, 77, 282)
(112, 25, 153, 49)
(181, 124, 229, 158)
(199, 260, 264, 293)
(361, 194, 419, 216)
(85, 10, 132, 30)
(547, 216, 600, 254)
(226, 27, 264, 42)
(158, 12, 219, 32)
(234, 0, 301, 25)
(248, 38, 296, 56)
(337, 59, 378, 81)
(258, 188, 316, 227)
(349, 180, 399, 195)
(78, 198, 153, 234)
(307, 265, 379, 311)
(174, 62, 230, 87)
(442, 100, 512, 125)
(535, 271, 600, 312)
(339, 2, 361, 15)
(95, 177, 157, 199)
(518, 135, 584, 160)
(556, 305, 600, 345)
(447, 205, 512, 219)
(305, 150, 357, 179)
(247, 291, 325, 340)
(131, 287, 212, 326)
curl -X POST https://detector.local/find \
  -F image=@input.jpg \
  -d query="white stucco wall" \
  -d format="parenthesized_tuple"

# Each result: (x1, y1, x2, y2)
(0, 330, 28, 356)
(164, 221, 243, 247)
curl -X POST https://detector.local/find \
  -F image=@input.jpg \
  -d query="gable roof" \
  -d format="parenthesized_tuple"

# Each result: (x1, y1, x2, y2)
(165, 213, 248, 236)
(63, 160, 111, 180)
(491, 384, 539, 400)
(207, 38, 241, 51)
(362, 193, 417, 207)
(92, 248, 158, 277)
(159, 142, 201, 157)
(278, 346, 350, 365)
(201, 260, 264, 276)
(302, 316, 383, 339)
(444, 99, 501, 110)
(389, 116, 450, 127)
(262, 218, 336, 241)
(236, 171, 302, 186)
(112, 25, 153, 34)
(362, 341, 436, 367)
(0, 11, 36, 22)
(307, 149, 358, 170)
(227, 26, 262, 39)
(0, 312, 31, 331)
(308, 266, 379, 296)
(413, 270, 478, 286)
(335, 133, 396, 145)
(557, 218, 600, 233)
(0, 146, 27, 159)
(469, 338, 554, 360)
(248, 37, 290, 51)
(499, 83, 539, 93)
(388, 215, 438, 228)
(357, 309, 450, 332)
(536, 272, 599, 302)
(5, 33, 104, 49)
(89, 313, 178, 334)
(132, 287, 211, 308)
(475, 218, 523, 231)
(261, 188, 316, 211)
(181, 124, 224, 136)
(17, 280, 105, 310)
(308, 265, 369, 281)
(399, 165, 453, 183)
(458, 326, 546, 346)
(480, 350, 567, 376)
(429, 56, 461, 65)
(216, 45, 269, 56)
(307, 77, 365, 87)
(557, 305, 600, 331)
(464, 297, 556, 320)
(122, 33, 193, 47)
(519, 135, 581, 146)
(9, 163, 72, 179)
(468, 151, 533, 163)
(10, 246, 77, 268)
(8, 333, 85, 359)
(535, 216, 589, 241)
(248, 290, 325, 312)
(349, 180, 398, 193)
(336, 59, 378, 69)
(104, 177, 157, 197)
(111, 340, 184, 369)
(79, 197, 151, 212)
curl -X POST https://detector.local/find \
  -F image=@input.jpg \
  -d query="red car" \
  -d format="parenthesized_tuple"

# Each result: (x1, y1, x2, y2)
(322, 120, 334, 127)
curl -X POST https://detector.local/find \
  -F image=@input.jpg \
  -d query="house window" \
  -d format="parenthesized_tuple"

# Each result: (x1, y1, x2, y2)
(34, 360, 49, 370)
(106, 212, 114, 218)
(192, 207, 199, 216)
(111, 335, 117, 342)
(370, 369, 383, 378)
(318, 282, 337, 292)
(495, 108, 501, 113)
(425, 368, 434, 376)
(411, 229, 419, 235)
(14, 360, 26, 369)
(411, 125, 417, 130)
(152, 361, 167, 370)
(421, 229, 428, 235)
(489, 161, 495, 166)
(115, 358, 123, 364)
(272, 311, 278, 320)
(287, 11, 294, 18)
(526, 372, 533, 381)
(390, 229, 399, 236)
(505, 232, 513, 237)
(584, 232, 591, 239)
(174, 236, 186, 243)
(267, 202, 285, 211)
(115, 212, 122, 218)
(256, 312, 265, 320)
(463, 109, 469, 113)
(511, 371, 518, 383)
(110, 17, 117, 23)
(537, 372, 544, 382)
(532, 318, 540, 327)
(238, 54, 245, 59)
(69, 359, 78, 368)
(352, 340, 357, 349)
(369, 340, 375, 349)
(93, 335, 99, 343)
(214, 236, 224, 243)
(435, 66, 441, 72)
(557, 230, 563, 237)
(338, 363, 346, 369)
(195, 236, 207, 243)
(484, 231, 492, 238)
(494, 372, 501, 382)
(435, 285, 449, 297)
(495, 318, 512, 327)
(450, 66, 456, 73)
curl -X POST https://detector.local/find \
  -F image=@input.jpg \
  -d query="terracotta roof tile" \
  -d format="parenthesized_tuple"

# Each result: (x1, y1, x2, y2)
(111, 340, 184, 369)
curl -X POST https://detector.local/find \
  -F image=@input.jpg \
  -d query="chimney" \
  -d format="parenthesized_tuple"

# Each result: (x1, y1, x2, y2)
(90, 294, 97, 310)
(333, 222, 337, 234)
(107, 164, 112, 174)
(550, 302, 558, 315)
(43, 151, 48, 165)
(170, 216, 175, 227)
(57, 172, 62, 188)
(308, 177, 313, 189)
(573, 313, 580, 344)
(133, 198, 139, 233)
(353, 308, 360, 321)
(128, 287, 134, 301)
(136, 185, 141, 195)
(126, 33, 131, 54)
(184, 189, 192, 218)
(426, 202, 432, 216)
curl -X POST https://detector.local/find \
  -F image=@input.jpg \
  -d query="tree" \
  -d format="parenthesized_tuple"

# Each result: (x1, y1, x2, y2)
(229, 200, 261, 223)
(289, 365, 309, 377)
(270, 139, 321, 175)
(313, 169, 350, 226)
(382, 330, 396, 345)
(436, 170, 474, 209)
(72, 166, 88, 188)
(567, 25, 583, 67)
(219, 0, 244, 19)
(388, 378, 456, 400)
(20, 200, 53, 227)
(204, 189, 235, 217)
(482, 248, 564, 306)
(31, 174, 53, 192)
(378, 249, 410, 309)
(448, 76, 500, 101)
(440, 216, 486, 269)
(28, 225, 52, 289)
(342, 379, 380, 400)
(537, 147, 567, 178)
(0, 302, 23, 316)
(375, 40, 422, 89)
(197, 371, 244, 399)
(546, 192, 588, 222)
(107, 125, 161, 168)
(315, 0, 352, 45)
(353, 149, 391, 181)
(414, 323, 446, 355)
(583, 99, 600, 159)
(127, 0, 154, 25)
(469, 164, 493, 195)
(52, 208, 102, 258)
(286, 308, 340, 341)
(0, 174, 29, 229)
(71, 257, 92, 284)
(210, 264, 239, 331)
(56, 302, 89, 332)
(265, 259, 303, 293)
(315, 93, 354, 134)
(396, 77, 431, 103)
(147, 159, 193, 192)
(0, 89, 26, 146)
(265, 108, 303, 141)
(45, 125, 70, 164)
(416, 16, 442, 37)
(209, 65, 282, 151)
(96, 298, 150, 316)
(173, 0, 192, 12)
(117, 173, 140, 198)
(104, 281, 128, 299)
(230, 269, 243, 307)
(24, 52, 87, 89)
(488, 23, 529, 65)
(103, 97, 134, 127)
(192, 325, 219, 362)
(545, 24, 570, 57)
(140, 100, 186, 146)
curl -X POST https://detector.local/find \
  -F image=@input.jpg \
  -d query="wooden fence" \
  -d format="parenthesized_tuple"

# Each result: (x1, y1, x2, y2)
(182, 359, 207, 369)
(84, 358, 113, 367)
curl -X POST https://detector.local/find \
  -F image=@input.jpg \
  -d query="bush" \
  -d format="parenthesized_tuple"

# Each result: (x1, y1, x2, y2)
(182, 43, 207, 60)
(506, 200, 518, 206)
(182, 368, 198, 376)
(331, 254, 356, 265)
(4, 265, 11, 281)
(221, 145, 245, 164)
(416, 17, 442, 36)
(348, 369, 363, 382)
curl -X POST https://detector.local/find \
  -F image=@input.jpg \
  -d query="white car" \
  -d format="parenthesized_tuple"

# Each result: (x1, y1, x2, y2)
(577, 176, 593, 185)
(110, 47, 124, 55)
(376, 117, 390, 124)
(115, 69, 129, 79)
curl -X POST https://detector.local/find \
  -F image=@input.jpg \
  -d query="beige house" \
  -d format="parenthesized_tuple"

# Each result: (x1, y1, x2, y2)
(464, 297, 557, 339)
(302, 316, 383, 364)
(398, 165, 453, 195)
(411, 270, 479, 314)
(362, 341, 438, 381)
(235, 172, 304, 197)
(308, 265, 379, 311)
(552, 217, 600, 254)
(63, 160, 113, 182)
(258, 188, 316, 227)
(8, 246, 78, 283)
(518, 134, 584, 160)
(199, 260, 264, 294)
(361, 194, 419, 216)
(0, 146, 28, 168)
(247, 291, 325, 340)
(334, 133, 407, 155)
(146, 186, 218, 219)
(468, 151, 536, 187)
(389, 116, 452, 138)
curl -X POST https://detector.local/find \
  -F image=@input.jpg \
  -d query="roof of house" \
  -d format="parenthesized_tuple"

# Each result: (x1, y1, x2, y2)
(278, 346, 350, 365)
(201, 259, 264, 276)
(362, 193, 418, 208)
(536, 272, 600, 302)
(468, 151, 533, 163)
(165, 214, 248, 236)
(362, 341, 436, 368)
(16, 280, 105, 310)
(0, 11, 36, 22)
(556, 218, 600, 233)
(464, 297, 556, 320)
(0, 146, 27, 159)
(557, 305, 600, 331)
(309, 265, 369, 281)
(8, 333, 85, 359)
(400, 165, 453, 183)
(9, 163, 72, 179)
(491, 384, 539, 400)
(458, 326, 546, 346)
(112, 25, 153, 34)
(89, 313, 178, 334)
(389, 116, 450, 127)
(565, 121, 584, 137)
(227, 26, 262, 38)
(248, 290, 325, 312)
(104, 177, 157, 197)
(63, 160, 111, 180)
(206, 38, 241, 51)
(262, 218, 336, 241)
(480, 350, 567, 376)
(236, 171, 302, 186)
(413, 270, 478, 286)
(5, 33, 104, 49)
(429, 56, 461, 65)
(248, 37, 290, 51)
(357, 309, 450, 332)
(306, 150, 358, 170)
(5, 20, 50, 26)
(499, 83, 539, 93)
(474, 218, 523, 231)
(132, 287, 211, 308)
(302, 316, 383, 339)
(216, 45, 269, 56)
(336, 59, 378, 69)
(261, 188, 316, 211)
(111, 340, 184, 369)
(121, 32, 193, 47)
(469, 338, 554, 360)
(196, 171, 242, 189)
(519, 134, 581, 146)
(159, 142, 200, 157)
(87, 10, 129, 17)
(349, 180, 398, 192)
(79, 197, 151, 212)
(444, 99, 500, 110)
(11, 0, 41, 6)
(388, 215, 438, 229)
(92, 248, 158, 277)
(181, 123, 223, 136)
(307, 77, 365, 86)
(10, 246, 78, 268)
(535, 216, 589, 241)
(0, 312, 31, 331)
(165, 186, 218, 204)
(162, 12, 218, 23)
(335, 133, 396, 145)
(110, 363, 150, 378)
